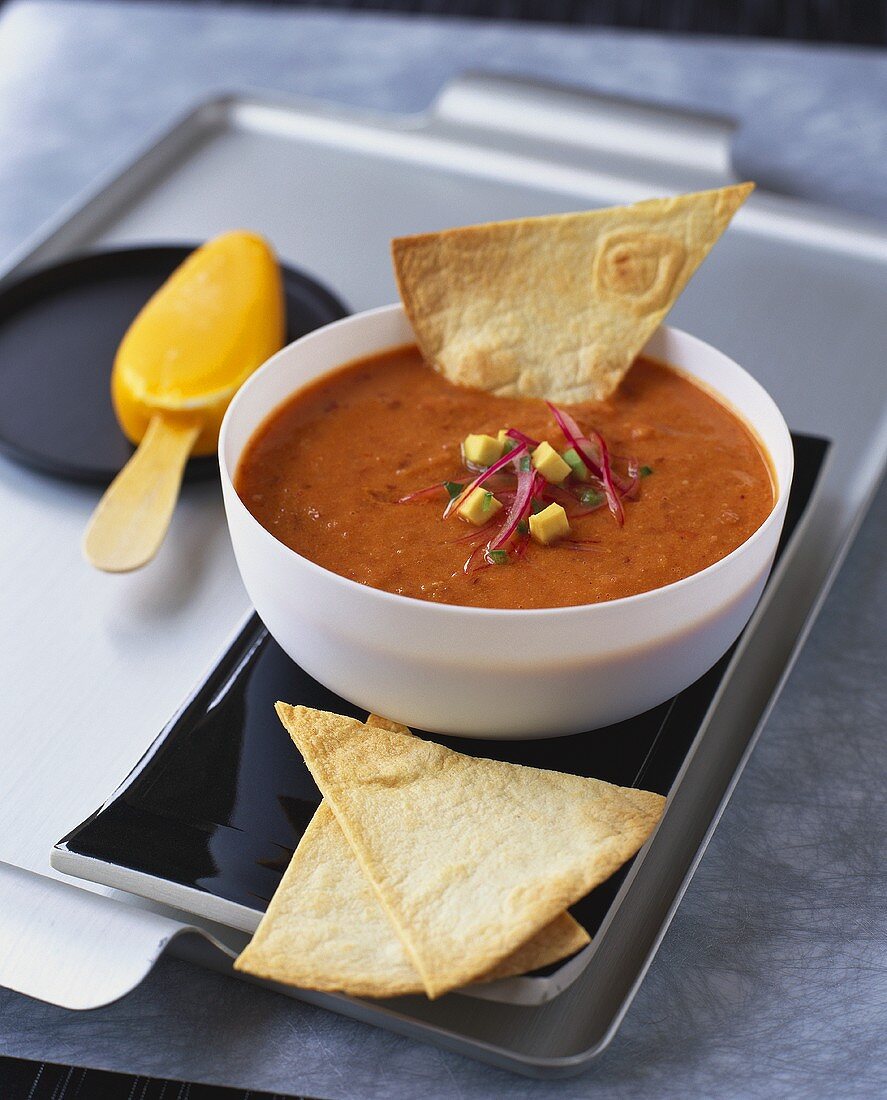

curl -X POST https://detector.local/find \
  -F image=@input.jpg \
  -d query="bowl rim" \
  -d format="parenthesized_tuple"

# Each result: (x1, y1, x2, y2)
(219, 303, 794, 620)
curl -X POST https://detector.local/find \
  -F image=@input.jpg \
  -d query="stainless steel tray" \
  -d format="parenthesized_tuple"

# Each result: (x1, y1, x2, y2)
(52, 431, 826, 1008)
(2, 75, 883, 1076)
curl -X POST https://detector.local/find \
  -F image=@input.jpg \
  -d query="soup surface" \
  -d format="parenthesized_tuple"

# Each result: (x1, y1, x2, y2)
(236, 345, 774, 609)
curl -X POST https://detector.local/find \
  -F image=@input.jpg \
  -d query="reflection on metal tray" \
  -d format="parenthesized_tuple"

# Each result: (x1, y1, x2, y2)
(55, 433, 827, 1009)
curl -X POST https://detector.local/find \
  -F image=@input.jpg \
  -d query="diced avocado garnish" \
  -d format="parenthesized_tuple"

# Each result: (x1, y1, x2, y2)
(561, 446, 590, 482)
(529, 502, 571, 546)
(462, 433, 504, 467)
(457, 486, 503, 526)
(531, 441, 572, 485)
(498, 429, 518, 454)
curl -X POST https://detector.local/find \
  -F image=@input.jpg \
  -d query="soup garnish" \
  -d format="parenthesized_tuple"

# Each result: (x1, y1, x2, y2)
(398, 405, 650, 569)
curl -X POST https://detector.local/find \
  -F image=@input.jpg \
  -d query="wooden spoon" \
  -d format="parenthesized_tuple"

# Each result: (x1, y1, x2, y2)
(82, 415, 202, 572)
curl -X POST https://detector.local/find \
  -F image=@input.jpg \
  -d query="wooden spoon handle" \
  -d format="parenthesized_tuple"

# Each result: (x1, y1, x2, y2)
(83, 414, 201, 572)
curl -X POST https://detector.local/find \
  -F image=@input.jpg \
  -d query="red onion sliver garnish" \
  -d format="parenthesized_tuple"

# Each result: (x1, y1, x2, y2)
(449, 523, 498, 545)
(397, 483, 447, 504)
(547, 403, 628, 523)
(546, 403, 603, 478)
(597, 453, 634, 496)
(586, 425, 624, 524)
(546, 405, 630, 494)
(505, 427, 540, 449)
(542, 484, 580, 508)
(445, 441, 528, 517)
(462, 545, 493, 575)
(541, 481, 606, 519)
(620, 458, 640, 501)
(488, 467, 536, 551)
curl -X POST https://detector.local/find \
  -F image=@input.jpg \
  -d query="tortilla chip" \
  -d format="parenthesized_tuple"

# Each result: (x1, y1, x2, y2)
(392, 183, 753, 403)
(365, 713, 411, 735)
(234, 803, 589, 998)
(276, 703, 665, 999)
(234, 712, 589, 998)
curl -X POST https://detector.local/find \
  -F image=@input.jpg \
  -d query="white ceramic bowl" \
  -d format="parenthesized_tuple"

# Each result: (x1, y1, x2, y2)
(220, 304, 793, 739)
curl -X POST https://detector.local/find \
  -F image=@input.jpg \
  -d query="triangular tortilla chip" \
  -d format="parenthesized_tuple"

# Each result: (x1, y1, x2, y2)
(276, 704, 666, 999)
(234, 803, 589, 998)
(364, 713, 412, 735)
(234, 714, 588, 998)
(392, 183, 753, 403)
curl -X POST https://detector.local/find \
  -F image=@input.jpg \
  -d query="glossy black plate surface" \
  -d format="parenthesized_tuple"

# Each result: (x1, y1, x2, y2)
(57, 434, 827, 967)
(0, 245, 347, 483)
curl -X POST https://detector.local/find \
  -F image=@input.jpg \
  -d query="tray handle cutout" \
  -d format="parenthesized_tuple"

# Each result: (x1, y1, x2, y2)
(431, 72, 737, 178)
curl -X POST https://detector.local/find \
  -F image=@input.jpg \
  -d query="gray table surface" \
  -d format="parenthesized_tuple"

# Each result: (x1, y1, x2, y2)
(0, 2, 884, 1096)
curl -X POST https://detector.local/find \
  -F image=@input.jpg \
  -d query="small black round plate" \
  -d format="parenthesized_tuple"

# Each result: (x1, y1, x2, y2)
(0, 245, 348, 483)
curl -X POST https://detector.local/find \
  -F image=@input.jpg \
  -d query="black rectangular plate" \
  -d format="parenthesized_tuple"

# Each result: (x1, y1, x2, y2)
(57, 434, 828, 977)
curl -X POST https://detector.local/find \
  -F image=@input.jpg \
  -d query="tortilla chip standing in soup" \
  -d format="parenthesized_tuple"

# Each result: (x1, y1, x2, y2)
(237, 188, 770, 609)
(234, 346, 774, 610)
(392, 183, 754, 403)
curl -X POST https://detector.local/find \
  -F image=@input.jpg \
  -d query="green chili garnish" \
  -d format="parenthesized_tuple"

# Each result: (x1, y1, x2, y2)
(579, 488, 604, 507)
(481, 491, 493, 513)
(519, 455, 531, 472)
(639, 465, 653, 478)
(444, 481, 465, 500)
(487, 549, 509, 565)
(517, 519, 529, 536)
